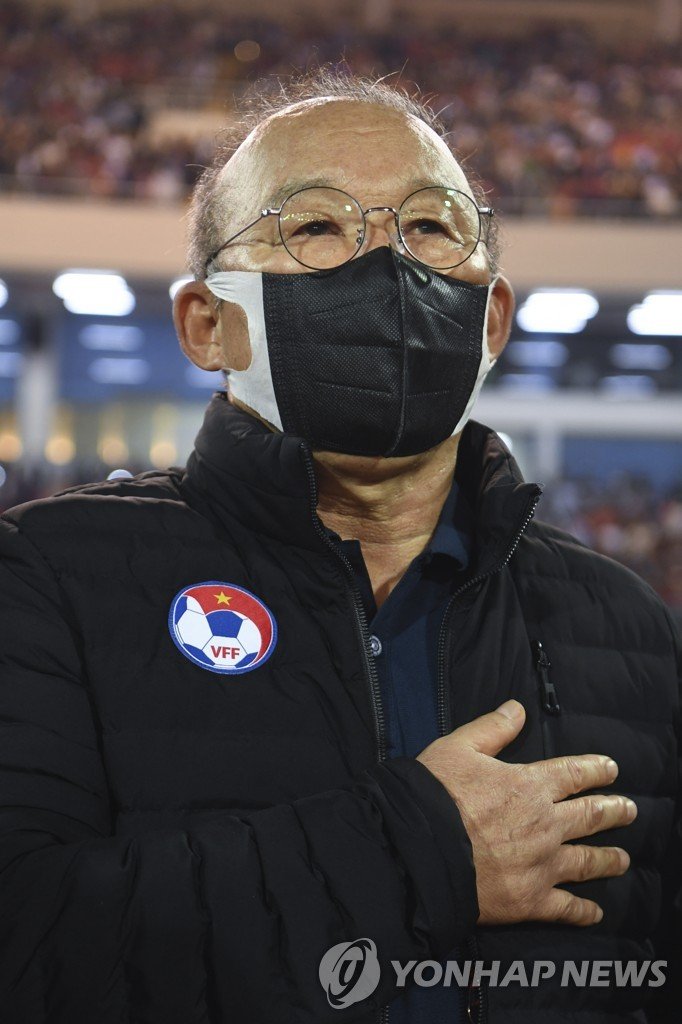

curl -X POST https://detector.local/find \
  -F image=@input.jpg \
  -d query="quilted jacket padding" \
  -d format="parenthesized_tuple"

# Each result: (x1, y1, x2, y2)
(0, 393, 679, 1023)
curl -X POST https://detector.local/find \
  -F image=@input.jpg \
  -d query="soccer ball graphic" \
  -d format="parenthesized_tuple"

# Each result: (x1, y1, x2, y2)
(169, 582, 277, 675)
(175, 596, 262, 670)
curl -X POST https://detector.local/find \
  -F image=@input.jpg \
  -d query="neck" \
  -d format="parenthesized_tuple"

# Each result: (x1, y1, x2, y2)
(314, 436, 460, 607)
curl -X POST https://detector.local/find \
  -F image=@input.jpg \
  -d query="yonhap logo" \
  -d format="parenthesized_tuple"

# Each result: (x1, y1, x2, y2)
(318, 943, 667, 1006)
(319, 938, 381, 1008)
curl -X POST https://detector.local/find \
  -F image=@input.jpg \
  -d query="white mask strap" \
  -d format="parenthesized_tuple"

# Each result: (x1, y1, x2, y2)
(450, 276, 498, 437)
(204, 271, 283, 431)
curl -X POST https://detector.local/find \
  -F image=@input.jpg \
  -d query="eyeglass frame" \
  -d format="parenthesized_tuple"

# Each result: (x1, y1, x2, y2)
(203, 185, 495, 275)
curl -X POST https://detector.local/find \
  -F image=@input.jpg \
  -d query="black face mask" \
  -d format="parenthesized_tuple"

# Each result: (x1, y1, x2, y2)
(204, 246, 497, 458)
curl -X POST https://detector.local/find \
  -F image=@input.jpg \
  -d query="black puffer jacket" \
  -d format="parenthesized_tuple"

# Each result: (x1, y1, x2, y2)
(0, 393, 679, 1024)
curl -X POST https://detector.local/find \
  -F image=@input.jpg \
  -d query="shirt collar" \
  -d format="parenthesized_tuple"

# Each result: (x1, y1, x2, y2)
(423, 478, 472, 570)
(325, 475, 472, 573)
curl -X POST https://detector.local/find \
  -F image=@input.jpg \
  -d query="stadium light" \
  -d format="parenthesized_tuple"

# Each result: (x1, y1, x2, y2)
(87, 357, 150, 385)
(516, 289, 599, 334)
(0, 279, 8, 310)
(234, 40, 261, 62)
(506, 340, 569, 367)
(0, 319, 20, 345)
(610, 343, 672, 371)
(627, 291, 682, 336)
(53, 270, 135, 317)
(169, 277, 193, 300)
(497, 373, 556, 392)
(0, 431, 21, 460)
(600, 375, 657, 396)
(0, 352, 23, 377)
(79, 324, 143, 350)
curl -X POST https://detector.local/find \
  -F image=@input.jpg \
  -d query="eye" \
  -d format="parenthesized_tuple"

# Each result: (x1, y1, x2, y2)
(408, 217, 447, 235)
(404, 216, 466, 240)
(402, 216, 469, 245)
(291, 218, 341, 237)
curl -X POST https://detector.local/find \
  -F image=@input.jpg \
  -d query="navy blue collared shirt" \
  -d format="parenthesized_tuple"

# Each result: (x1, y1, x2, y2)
(326, 479, 473, 1024)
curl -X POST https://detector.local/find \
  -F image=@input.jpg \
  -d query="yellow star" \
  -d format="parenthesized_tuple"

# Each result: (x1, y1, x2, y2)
(215, 591, 231, 606)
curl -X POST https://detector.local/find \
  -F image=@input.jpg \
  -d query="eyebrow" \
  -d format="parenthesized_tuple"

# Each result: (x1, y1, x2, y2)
(262, 177, 459, 210)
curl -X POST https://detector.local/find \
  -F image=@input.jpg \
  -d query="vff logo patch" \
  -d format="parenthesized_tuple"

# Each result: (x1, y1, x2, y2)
(168, 581, 277, 674)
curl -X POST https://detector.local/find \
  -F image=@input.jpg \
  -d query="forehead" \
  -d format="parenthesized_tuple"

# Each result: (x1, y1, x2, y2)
(220, 99, 471, 212)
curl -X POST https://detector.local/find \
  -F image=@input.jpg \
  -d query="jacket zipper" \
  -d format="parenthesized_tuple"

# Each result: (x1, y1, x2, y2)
(531, 638, 560, 761)
(465, 933, 485, 1024)
(532, 639, 561, 715)
(436, 490, 542, 1024)
(301, 445, 387, 761)
(436, 491, 542, 736)
(301, 447, 389, 1024)
(305, 445, 540, 1024)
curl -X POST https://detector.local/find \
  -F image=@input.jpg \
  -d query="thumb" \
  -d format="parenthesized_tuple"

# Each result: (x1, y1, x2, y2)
(453, 700, 526, 756)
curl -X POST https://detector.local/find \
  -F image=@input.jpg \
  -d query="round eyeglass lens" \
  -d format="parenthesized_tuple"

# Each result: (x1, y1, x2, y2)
(398, 187, 482, 269)
(278, 187, 365, 269)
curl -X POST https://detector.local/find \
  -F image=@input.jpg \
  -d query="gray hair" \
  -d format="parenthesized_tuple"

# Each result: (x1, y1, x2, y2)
(186, 67, 501, 281)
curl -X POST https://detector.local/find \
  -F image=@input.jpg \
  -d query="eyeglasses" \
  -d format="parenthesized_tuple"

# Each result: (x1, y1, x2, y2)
(204, 185, 494, 274)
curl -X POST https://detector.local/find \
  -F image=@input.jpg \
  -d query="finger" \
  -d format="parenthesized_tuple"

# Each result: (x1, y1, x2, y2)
(558, 794, 637, 842)
(450, 700, 526, 757)
(534, 753, 619, 801)
(538, 887, 604, 927)
(554, 844, 630, 884)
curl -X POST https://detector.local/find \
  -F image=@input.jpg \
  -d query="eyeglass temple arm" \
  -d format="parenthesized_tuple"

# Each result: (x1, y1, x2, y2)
(478, 206, 495, 242)
(204, 208, 280, 274)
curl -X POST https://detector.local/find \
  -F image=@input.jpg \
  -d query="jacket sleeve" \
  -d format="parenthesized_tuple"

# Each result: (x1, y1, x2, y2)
(0, 515, 478, 1024)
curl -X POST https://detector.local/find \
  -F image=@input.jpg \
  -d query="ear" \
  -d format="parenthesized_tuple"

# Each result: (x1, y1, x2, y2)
(172, 280, 252, 372)
(486, 274, 515, 360)
(173, 280, 224, 371)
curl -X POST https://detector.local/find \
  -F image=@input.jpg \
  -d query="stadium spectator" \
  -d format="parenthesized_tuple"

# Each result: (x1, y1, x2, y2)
(1, 3, 679, 216)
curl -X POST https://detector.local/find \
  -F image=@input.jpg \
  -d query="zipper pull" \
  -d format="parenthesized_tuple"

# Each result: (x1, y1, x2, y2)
(532, 639, 561, 715)
(466, 982, 481, 1023)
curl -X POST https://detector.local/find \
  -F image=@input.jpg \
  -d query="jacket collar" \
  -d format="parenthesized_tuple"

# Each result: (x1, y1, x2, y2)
(454, 415, 543, 578)
(181, 392, 543, 573)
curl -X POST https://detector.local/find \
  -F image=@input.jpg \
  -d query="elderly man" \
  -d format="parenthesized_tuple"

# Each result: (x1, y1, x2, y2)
(0, 74, 679, 1024)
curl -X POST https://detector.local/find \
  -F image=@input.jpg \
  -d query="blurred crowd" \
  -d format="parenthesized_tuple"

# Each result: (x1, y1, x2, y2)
(1, 460, 680, 613)
(540, 474, 682, 611)
(1, 2, 680, 216)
